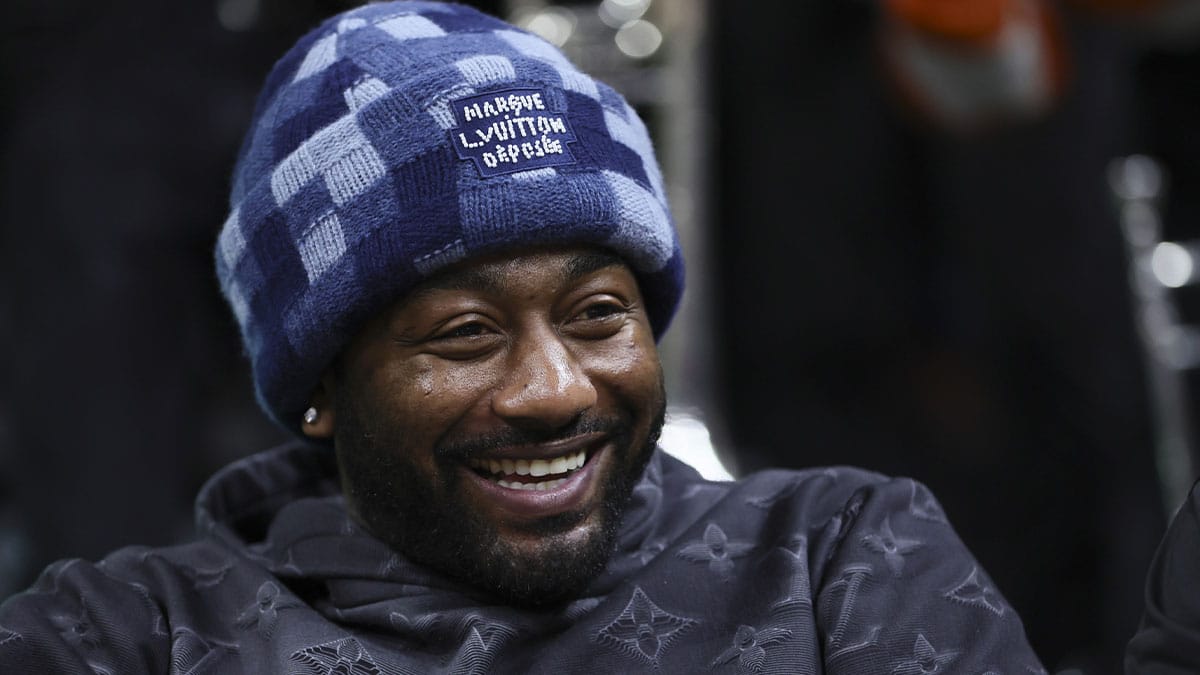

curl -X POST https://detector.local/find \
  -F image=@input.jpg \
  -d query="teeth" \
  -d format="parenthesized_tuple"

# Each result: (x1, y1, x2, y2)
(470, 450, 589, 492)
(497, 478, 567, 491)
(472, 450, 586, 476)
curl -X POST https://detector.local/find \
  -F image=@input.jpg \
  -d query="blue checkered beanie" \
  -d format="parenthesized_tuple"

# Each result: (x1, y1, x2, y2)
(215, 1, 684, 433)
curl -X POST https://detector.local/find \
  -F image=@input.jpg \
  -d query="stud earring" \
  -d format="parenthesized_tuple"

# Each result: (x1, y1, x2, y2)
(303, 407, 319, 425)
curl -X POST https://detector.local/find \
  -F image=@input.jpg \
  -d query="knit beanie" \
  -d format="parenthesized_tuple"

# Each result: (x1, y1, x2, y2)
(215, 1, 684, 434)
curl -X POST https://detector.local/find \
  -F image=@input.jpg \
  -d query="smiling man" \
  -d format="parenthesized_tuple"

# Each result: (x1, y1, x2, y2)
(0, 2, 1043, 672)
(322, 249, 667, 607)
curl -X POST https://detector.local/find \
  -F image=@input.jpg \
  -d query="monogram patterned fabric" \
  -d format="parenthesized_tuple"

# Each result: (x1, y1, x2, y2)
(0, 443, 1043, 672)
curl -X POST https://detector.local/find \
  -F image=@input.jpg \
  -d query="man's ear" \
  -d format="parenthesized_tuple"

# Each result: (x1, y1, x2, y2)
(301, 371, 337, 440)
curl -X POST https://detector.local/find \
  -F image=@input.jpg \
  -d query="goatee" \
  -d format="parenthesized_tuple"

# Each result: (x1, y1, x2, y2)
(334, 399, 665, 607)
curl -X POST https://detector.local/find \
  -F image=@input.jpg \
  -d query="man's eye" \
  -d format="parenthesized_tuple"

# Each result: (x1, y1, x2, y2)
(425, 320, 501, 359)
(436, 322, 488, 340)
(576, 302, 626, 321)
(583, 304, 622, 320)
(568, 301, 630, 339)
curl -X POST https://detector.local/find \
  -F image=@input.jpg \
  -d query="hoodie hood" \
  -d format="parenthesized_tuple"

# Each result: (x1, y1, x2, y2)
(194, 440, 692, 624)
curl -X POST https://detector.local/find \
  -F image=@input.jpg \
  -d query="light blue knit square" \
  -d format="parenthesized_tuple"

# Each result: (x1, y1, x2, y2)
(343, 75, 390, 113)
(271, 145, 319, 206)
(556, 67, 600, 100)
(376, 14, 445, 41)
(336, 17, 368, 34)
(512, 167, 558, 181)
(495, 29, 571, 69)
(226, 279, 251, 330)
(323, 144, 387, 206)
(306, 115, 370, 173)
(455, 55, 516, 87)
(603, 170, 673, 272)
(218, 207, 247, 270)
(298, 212, 348, 283)
(293, 33, 340, 83)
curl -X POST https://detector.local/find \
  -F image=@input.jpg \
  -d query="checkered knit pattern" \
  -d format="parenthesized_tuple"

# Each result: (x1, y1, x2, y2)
(215, 1, 684, 433)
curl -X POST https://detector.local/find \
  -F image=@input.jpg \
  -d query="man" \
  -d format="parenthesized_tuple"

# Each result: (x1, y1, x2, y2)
(0, 1, 1043, 671)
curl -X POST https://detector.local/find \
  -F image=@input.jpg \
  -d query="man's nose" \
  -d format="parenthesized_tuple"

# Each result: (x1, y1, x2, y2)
(492, 328, 597, 429)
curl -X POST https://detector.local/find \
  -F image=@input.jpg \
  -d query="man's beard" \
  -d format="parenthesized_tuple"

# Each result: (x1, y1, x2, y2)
(333, 395, 665, 608)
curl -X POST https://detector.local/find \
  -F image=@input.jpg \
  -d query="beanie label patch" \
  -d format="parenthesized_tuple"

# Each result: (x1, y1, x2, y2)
(449, 87, 577, 177)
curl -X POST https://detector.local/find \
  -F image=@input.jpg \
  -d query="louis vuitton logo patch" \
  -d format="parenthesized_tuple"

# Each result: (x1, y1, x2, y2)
(450, 88, 578, 177)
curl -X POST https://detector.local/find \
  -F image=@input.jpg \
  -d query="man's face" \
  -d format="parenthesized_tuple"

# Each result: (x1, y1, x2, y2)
(318, 248, 665, 606)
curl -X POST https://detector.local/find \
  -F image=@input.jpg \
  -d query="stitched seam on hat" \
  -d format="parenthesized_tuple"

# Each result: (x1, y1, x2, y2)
(415, 238, 464, 263)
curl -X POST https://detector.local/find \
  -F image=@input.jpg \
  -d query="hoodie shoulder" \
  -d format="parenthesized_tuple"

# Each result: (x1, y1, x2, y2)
(0, 534, 312, 675)
(0, 442, 341, 675)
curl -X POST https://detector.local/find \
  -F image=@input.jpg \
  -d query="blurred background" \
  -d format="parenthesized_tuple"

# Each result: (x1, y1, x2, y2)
(3, 0, 1200, 671)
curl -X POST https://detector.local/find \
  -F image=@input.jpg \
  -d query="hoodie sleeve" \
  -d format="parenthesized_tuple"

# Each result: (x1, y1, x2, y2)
(0, 556, 170, 674)
(1126, 480, 1200, 674)
(811, 475, 1044, 673)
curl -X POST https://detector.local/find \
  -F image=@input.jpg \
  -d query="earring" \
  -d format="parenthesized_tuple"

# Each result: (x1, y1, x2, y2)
(303, 407, 319, 425)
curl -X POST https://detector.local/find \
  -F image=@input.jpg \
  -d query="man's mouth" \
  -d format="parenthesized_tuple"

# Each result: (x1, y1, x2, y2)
(467, 450, 589, 491)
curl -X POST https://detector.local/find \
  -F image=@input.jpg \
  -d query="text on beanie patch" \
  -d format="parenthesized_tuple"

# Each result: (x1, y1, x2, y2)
(450, 88, 578, 177)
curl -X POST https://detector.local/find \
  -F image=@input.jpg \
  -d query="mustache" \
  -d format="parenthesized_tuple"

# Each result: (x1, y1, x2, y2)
(433, 414, 629, 462)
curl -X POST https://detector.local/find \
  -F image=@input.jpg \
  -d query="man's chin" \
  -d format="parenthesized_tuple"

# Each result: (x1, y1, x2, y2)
(335, 390, 665, 607)
(467, 520, 615, 607)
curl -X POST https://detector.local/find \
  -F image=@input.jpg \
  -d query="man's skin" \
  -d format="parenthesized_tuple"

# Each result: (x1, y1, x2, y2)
(300, 247, 667, 606)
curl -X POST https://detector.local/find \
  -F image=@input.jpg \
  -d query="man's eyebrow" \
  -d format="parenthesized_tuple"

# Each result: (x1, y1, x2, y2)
(403, 250, 626, 305)
(564, 250, 624, 282)
(405, 267, 503, 302)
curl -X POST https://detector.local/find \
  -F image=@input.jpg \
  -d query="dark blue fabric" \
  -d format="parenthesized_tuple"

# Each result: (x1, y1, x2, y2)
(0, 444, 1043, 673)
(271, 77, 352, 165)
(1126, 479, 1200, 674)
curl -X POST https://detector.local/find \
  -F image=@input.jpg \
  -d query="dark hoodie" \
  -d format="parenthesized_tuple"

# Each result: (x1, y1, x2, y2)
(0, 442, 1042, 673)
